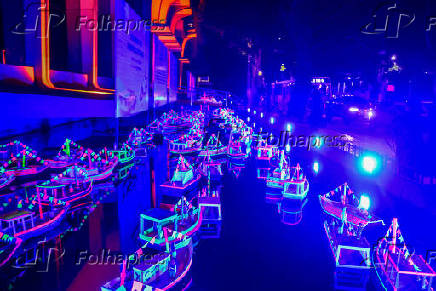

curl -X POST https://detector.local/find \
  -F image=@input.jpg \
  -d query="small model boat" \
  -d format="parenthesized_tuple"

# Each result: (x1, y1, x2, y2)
(126, 127, 154, 156)
(108, 143, 135, 164)
(200, 153, 224, 183)
(55, 148, 118, 184)
(320, 183, 383, 290)
(101, 235, 193, 291)
(282, 164, 309, 201)
(139, 197, 201, 246)
(374, 218, 436, 291)
(199, 134, 227, 159)
(0, 142, 48, 178)
(319, 183, 382, 229)
(0, 193, 69, 242)
(227, 130, 252, 164)
(46, 139, 84, 169)
(36, 166, 93, 204)
(160, 156, 201, 197)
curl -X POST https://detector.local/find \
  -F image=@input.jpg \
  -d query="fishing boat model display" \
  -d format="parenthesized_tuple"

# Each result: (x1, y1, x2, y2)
(0, 141, 48, 178)
(319, 183, 383, 230)
(101, 233, 193, 291)
(55, 148, 118, 184)
(199, 134, 227, 159)
(36, 166, 93, 204)
(282, 164, 309, 201)
(319, 183, 383, 290)
(108, 143, 135, 164)
(161, 156, 202, 197)
(139, 197, 201, 246)
(126, 127, 154, 156)
(227, 130, 252, 164)
(167, 112, 204, 156)
(374, 218, 436, 291)
(46, 139, 84, 169)
(265, 150, 290, 200)
(0, 193, 69, 242)
(0, 231, 22, 267)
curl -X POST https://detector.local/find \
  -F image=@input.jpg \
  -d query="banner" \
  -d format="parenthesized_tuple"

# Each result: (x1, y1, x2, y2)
(115, 0, 149, 117)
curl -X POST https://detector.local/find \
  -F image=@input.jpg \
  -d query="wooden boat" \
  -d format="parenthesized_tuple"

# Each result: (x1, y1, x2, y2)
(36, 166, 93, 204)
(168, 136, 203, 155)
(319, 183, 383, 290)
(199, 134, 227, 159)
(139, 197, 201, 246)
(1, 142, 48, 178)
(126, 127, 154, 156)
(255, 139, 280, 169)
(0, 231, 22, 267)
(265, 150, 290, 201)
(374, 218, 436, 291)
(108, 143, 135, 164)
(46, 139, 84, 169)
(56, 148, 118, 184)
(227, 129, 252, 164)
(319, 183, 382, 229)
(101, 236, 193, 291)
(0, 194, 69, 242)
(282, 164, 309, 200)
(160, 156, 201, 197)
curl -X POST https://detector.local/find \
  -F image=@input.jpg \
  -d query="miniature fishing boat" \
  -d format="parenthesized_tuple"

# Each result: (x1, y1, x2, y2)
(0, 231, 22, 267)
(319, 183, 382, 229)
(199, 134, 227, 159)
(319, 183, 383, 290)
(55, 148, 118, 184)
(108, 143, 135, 164)
(374, 218, 436, 291)
(282, 164, 309, 200)
(139, 197, 201, 246)
(36, 166, 93, 204)
(227, 130, 252, 164)
(160, 156, 201, 197)
(255, 139, 280, 169)
(1, 142, 48, 178)
(46, 139, 84, 169)
(265, 150, 290, 200)
(126, 127, 154, 156)
(168, 136, 203, 155)
(0, 194, 69, 242)
(101, 235, 193, 291)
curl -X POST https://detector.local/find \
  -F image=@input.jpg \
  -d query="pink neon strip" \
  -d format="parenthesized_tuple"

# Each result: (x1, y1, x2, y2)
(0, 237, 22, 267)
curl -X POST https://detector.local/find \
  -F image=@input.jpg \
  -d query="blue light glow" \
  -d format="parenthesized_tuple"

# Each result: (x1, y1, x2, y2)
(348, 107, 359, 112)
(361, 155, 378, 174)
(286, 123, 292, 132)
(359, 195, 371, 211)
(270, 117, 275, 124)
(285, 144, 291, 152)
(313, 161, 319, 174)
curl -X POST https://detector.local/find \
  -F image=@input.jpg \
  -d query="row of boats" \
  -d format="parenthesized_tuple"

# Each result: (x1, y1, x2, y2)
(249, 121, 435, 290)
(1, 106, 434, 290)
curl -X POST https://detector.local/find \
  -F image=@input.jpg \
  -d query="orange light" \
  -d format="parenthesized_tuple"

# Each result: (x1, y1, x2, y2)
(40, 0, 54, 88)
(181, 33, 197, 58)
